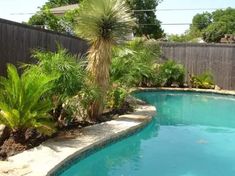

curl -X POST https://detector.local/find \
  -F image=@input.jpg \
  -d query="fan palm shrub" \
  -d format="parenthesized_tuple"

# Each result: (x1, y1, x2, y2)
(75, 0, 135, 121)
(30, 48, 85, 101)
(0, 64, 58, 142)
(24, 49, 86, 125)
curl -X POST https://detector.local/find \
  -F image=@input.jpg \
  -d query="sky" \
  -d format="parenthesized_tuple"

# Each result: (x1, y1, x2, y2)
(0, 0, 235, 34)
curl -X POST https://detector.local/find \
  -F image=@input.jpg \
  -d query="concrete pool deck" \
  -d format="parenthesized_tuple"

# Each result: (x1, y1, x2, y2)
(0, 104, 156, 176)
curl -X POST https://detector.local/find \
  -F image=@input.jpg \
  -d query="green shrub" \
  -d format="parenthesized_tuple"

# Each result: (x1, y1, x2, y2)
(64, 82, 101, 121)
(28, 48, 85, 101)
(111, 37, 161, 87)
(106, 85, 128, 109)
(0, 64, 57, 139)
(190, 71, 215, 89)
(158, 60, 185, 87)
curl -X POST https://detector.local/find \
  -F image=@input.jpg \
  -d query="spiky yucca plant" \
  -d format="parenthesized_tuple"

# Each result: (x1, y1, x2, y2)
(76, 0, 135, 121)
(0, 64, 58, 141)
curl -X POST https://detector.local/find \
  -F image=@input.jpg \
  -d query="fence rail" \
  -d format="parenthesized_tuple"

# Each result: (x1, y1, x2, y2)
(160, 42, 235, 90)
(0, 18, 88, 75)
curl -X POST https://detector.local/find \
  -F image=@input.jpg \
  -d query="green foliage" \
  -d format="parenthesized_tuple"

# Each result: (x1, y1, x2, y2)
(106, 85, 128, 109)
(158, 60, 185, 87)
(44, 0, 80, 8)
(0, 64, 57, 136)
(28, 0, 82, 33)
(202, 22, 229, 43)
(191, 12, 212, 31)
(190, 72, 214, 89)
(28, 48, 85, 101)
(167, 33, 194, 43)
(188, 8, 235, 43)
(75, 0, 135, 43)
(111, 38, 161, 87)
(69, 83, 101, 120)
(126, 0, 164, 39)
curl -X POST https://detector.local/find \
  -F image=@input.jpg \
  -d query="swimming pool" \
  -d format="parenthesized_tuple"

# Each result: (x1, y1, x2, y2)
(57, 90, 235, 176)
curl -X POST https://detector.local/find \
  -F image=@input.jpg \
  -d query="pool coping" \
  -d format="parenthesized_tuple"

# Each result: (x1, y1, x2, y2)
(0, 103, 156, 176)
(132, 87, 235, 96)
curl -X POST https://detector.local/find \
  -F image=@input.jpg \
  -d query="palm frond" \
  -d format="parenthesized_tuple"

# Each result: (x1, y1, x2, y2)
(76, 0, 136, 43)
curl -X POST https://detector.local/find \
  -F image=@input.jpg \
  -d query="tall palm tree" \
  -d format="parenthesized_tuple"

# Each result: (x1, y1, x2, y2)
(76, 0, 135, 121)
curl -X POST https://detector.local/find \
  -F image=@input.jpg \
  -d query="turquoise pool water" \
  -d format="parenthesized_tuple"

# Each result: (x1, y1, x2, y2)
(58, 91, 235, 176)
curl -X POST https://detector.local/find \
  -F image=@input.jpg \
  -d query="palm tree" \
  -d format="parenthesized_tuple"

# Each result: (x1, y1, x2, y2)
(76, 0, 135, 121)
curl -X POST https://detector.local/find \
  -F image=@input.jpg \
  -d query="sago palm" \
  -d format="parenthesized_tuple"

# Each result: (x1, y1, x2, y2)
(76, 0, 135, 120)
(0, 64, 58, 141)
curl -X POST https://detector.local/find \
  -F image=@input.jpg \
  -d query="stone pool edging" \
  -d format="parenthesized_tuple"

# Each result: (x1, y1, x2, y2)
(0, 103, 156, 176)
(132, 87, 235, 96)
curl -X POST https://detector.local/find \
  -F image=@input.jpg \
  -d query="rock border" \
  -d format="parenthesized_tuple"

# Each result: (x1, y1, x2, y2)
(0, 103, 156, 176)
(133, 87, 235, 96)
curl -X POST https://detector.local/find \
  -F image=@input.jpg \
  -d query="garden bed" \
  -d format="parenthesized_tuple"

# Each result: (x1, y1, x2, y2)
(0, 101, 155, 176)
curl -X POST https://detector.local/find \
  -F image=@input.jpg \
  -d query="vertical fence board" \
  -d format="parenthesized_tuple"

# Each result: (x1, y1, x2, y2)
(160, 42, 235, 90)
(0, 18, 88, 75)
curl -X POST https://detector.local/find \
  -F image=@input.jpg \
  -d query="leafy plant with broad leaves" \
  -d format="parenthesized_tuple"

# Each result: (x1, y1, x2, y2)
(158, 60, 185, 87)
(190, 71, 215, 89)
(106, 84, 128, 109)
(0, 64, 58, 139)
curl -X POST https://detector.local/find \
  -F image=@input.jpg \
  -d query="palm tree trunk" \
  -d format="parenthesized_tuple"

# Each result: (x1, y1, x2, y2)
(87, 40, 112, 121)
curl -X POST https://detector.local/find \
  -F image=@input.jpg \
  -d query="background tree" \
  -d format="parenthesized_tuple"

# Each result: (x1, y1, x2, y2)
(28, 0, 82, 33)
(126, 0, 164, 39)
(202, 8, 235, 42)
(185, 8, 235, 43)
(189, 12, 212, 38)
(28, 0, 164, 39)
(75, 0, 135, 121)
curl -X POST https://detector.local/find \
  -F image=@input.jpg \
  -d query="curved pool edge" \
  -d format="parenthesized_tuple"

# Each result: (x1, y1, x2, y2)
(0, 103, 156, 176)
(48, 104, 156, 176)
(132, 87, 235, 96)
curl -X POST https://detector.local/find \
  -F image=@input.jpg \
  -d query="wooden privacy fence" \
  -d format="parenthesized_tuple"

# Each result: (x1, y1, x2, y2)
(160, 42, 235, 90)
(1, 18, 235, 90)
(0, 18, 88, 75)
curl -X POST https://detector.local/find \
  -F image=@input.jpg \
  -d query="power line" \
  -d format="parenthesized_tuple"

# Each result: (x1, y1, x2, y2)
(10, 7, 230, 15)
(156, 8, 227, 11)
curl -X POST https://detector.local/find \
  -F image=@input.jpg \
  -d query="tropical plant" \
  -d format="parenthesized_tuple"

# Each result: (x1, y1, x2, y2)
(106, 84, 128, 109)
(190, 71, 215, 89)
(23, 48, 86, 126)
(159, 60, 185, 87)
(29, 48, 85, 101)
(64, 82, 101, 121)
(75, 0, 135, 121)
(111, 37, 161, 87)
(0, 64, 58, 141)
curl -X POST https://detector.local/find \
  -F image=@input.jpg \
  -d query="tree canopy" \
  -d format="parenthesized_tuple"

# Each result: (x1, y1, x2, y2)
(188, 8, 235, 43)
(168, 8, 235, 43)
(28, 0, 164, 39)
(126, 0, 164, 39)
(28, 0, 81, 33)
